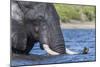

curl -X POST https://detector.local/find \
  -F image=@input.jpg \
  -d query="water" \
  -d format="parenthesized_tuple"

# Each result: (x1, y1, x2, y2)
(11, 29, 96, 66)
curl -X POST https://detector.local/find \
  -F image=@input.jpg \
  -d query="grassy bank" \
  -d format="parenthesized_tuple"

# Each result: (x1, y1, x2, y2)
(54, 4, 96, 23)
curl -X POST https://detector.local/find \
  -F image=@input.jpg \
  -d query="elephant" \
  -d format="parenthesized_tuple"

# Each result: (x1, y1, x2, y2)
(11, 1, 88, 55)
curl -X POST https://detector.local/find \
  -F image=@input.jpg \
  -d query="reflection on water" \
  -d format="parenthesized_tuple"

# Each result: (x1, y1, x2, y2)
(11, 29, 96, 66)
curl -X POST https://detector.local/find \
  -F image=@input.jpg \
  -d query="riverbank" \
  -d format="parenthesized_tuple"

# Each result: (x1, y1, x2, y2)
(60, 22, 95, 29)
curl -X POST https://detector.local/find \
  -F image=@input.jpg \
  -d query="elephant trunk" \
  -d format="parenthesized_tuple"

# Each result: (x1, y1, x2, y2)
(38, 4, 66, 55)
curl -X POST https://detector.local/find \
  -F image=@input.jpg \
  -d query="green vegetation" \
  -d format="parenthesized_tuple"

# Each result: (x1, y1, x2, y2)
(54, 4, 96, 23)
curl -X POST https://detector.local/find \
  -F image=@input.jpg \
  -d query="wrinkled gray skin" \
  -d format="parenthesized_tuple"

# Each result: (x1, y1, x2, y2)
(11, 1, 66, 55)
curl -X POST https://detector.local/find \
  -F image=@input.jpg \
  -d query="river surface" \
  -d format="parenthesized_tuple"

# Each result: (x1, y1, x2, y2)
(11, 29, 96, 66)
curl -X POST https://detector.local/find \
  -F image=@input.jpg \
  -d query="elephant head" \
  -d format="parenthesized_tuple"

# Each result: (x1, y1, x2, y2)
(11, 1, 88, 55)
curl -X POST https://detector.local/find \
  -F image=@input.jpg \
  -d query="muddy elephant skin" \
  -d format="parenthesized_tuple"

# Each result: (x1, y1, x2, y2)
(11, 1, 66, 55)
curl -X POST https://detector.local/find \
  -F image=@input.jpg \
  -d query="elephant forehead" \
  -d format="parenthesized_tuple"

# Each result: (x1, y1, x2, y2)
(24, 4, 47, 20)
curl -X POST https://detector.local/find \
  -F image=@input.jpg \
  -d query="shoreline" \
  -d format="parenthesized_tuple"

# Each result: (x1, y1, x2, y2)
(60, 23, 95, 29)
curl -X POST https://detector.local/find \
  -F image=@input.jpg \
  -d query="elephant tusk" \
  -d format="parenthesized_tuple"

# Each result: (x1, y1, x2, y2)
(65, 48, 79, 55)
(43, 44, 79, 55)
(43, 44, 60, 55)
(66, 47, 89, 55)
(43, 44, 88, 55)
